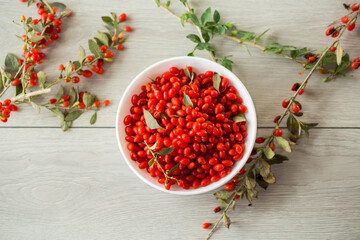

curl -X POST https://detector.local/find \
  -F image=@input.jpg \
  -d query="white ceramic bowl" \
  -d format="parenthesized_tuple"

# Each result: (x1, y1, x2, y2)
(116, 56, 257, 195)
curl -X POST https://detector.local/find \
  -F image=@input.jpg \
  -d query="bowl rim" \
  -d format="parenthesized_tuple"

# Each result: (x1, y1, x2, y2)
(115, 56, 257, 195)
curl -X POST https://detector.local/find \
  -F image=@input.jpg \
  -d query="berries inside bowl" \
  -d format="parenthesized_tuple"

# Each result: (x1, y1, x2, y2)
(116, 57, 256, 195)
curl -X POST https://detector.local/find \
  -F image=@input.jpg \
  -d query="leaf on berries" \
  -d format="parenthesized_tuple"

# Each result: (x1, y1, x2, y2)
(32, 23, 43, 33)
(56, 85, 64, 101)
(275, 136, 291, 152)
(101, 16, 113, 24)
(47, 108, 64, 120)
(30, 101, 41, 114)
(148, 157, 155, 167)
(157, 147, 175, 156)
(263, 172, 275, 184)
(167, 163, 180, 174)
(214, 189, 235, 200)
(336, 44, 343, 66)
(68, 87, 76, 104)
(201, 7, 211, 25)
(88, 39, 101, 58)
(37, 71, 47, 88)
(78, 46, 86, 63)
(90, 112, 98, 125)
(65, 61, 72, 77)
(212, 72, 221, 92)
(266, 154, 289, 165)
(183, 93, 193, 107)
(232, 112, 246, 123)
(158, 112, 166, 119)
(28, 35, 44, 43)
(184, 66, 194, 81)
(259, 158, 270, 178)
(60, 120, 70, 132)
(65, 111, 83, 121)
(186, 34, 201, 44)
(97, 31, 109, 47)
(0, 72, 3, 92)
(83, 92, 94, 108)
(73, 61, 81, 71)
(263, 147, 275, 159)
(143, 109, 165, 130)
(5, 53, 19, 72)
(223, 214, 231, 229)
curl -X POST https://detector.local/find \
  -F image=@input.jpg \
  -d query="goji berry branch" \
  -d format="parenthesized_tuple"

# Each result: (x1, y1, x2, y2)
(204, 7, 360, 240)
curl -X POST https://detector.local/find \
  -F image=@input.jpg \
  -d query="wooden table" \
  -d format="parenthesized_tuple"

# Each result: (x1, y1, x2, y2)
(1, 0, 359, 239)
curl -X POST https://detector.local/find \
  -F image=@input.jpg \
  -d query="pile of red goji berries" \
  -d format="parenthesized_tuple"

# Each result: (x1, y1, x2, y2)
(0, 99, 18, 123)
(124, 66, 249, 190)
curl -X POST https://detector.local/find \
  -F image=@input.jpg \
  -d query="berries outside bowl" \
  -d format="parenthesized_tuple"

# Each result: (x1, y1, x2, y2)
(116, 56, 257, 195)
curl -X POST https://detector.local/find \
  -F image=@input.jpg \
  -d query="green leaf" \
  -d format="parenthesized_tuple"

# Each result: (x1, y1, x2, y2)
(64, 61, 72, 77)
(201, 7, 211, 25)
(28, 35, 44, 42)
(101, 16, 113, 24)
(217, 57, 233, 71)
(242, 44, 251, 56)
(83, 92, 94, 108)
(233, 113, 246, 123)
(73, 61, 81, 71)
(179, 0, 187, 6)
(97, 31, 109, 47)
(290, 48, 311, 59)
(165, 0, 170, 7)
(335, 53, 350, 73)
(15, 84, 23, 96)
(212, 72, 221, 92)
(255, 28, 270, 43)
(201, 28, 210, 42)
(186, 34, 201, 43)
(69, 87, 76, 104)
(78, 46, 86, 63)
(287, 114, 301, 140)
(299, 121, 318, 137)
(266, 154, 289, 165)
(240, 32, 256, 41)
(157, 147, 175, 155)
(336, 44, 343, 66)
(264, 147, 275, 159)
(47, 108, 64, 120)
(275, 136, 291, 152)
(265, 43, 281, 49)
(32, 22, 43, 32)
(56, 85, 64, 100)
(183, 93, 193, 107)
(282, 45, 297, 51)
(148, 157, 155, 167)
(60, 120, 70, 131)
(189, 13, 201, 27)
(223, 214, 231, 229)
(5, 53, 19, 72)
(158, 112, 166, 118)
(180, 13, 189, 27)
(37, 71, 47, 88)
(214, 189, 235, 200)
(143, 109, 165, 130)
(88, 39, 101, 58)
(213, 10, 220, 23)
(65, 111, 83, 121)
(167, 163, 179, 174)
(264, 48, 282, 53)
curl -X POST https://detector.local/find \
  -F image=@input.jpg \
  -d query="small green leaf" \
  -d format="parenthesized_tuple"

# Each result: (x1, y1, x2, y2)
(214, 189, 235, 200)
(56, 85, 64, 100)
(5, 53, 19, 72)
(88, 39, 101, 58)
(335, 53, 350, 73)
(189, 13, 201, 27)
(201, 28, 210, 43)
(69, 87, 76, 104)
(233, 113, 246, 123)
(47, 108, 64, 120)
(213, 10, 220, 23)
(212, 72, 221, 92)
(186, 34, 201, 43)
(153, 0, 160, 6)
(143, 109, 165, 130)
(158, 112, 166, 118)
(15, 84, 23, 96)
(217, 57, 233, 71)
(167, 163, 179, 174)
(275, 136, 291, 152)
(30, 101, 41, 114)
(101, 16, 113, 24)
(264, 147, 275, 159)
(179, 0, 187, 6)
(60, 120, 70, 131)
(180, 13, 189, 27)
(255, 28, 270, 43)
(165, 0, 170, 7)
(282, 45, 297, 51)
(65, 111, 83, 121)
(83, 92, 94, 107)
(97, 31, 109, 46)
(65, 61, 72, 77)
(148, 157, 155, 167)
(183, 93, 193, 107)
(287, 114, 301, 141)
(157, 147, 175, 156)
(201, 7, 211, 25)
(28, 35, 44, 42)
(37, 71, 47, 88)
(78, 46, 86, 63)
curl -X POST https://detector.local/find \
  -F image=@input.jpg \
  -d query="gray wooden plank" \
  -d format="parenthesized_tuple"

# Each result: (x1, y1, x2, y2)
(0, 128, 359, 240)
(0, 0, 359, 127)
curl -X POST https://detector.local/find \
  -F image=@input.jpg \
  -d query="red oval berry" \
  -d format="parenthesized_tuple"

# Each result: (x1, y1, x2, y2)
(341, 16, 349, 24)
(202, 223, 210, 229)
(83, 70, 93, 78)
(255, 137, 264, 144)
(11, 79, 20, 86)
(119, 13, 127, 22)
(223, 182, 235, 191)
(94, 101, 100, 107)
(103, 100, 110, 106)
(124, 26, 132, 32)
(274, 128, 282, 137)
(105, 51, 114, 58)
(348, 23, 356, 31)
(351, 62, 359, 69)
(282, 99, 289, 108)
(351, 3, 359, 12)
(273, 115, 281, 123)
(292, 104, 300, 113)
(329, 46, 337, 52)
(49, 98, 57, 104)
(100, 45, 107, 53)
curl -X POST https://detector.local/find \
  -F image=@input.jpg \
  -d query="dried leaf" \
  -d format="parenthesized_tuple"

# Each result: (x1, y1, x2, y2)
(28, 35, 44, 42)
(69, 87, 76, 104)
(143, 109, 165, 130)
(37, 71, 47, 88)
(245, 176, 256, 189)
(157, 147, 175, 156)
(223, 214, 231, 229)
(56, 86, 64, 101)
(88, 39, 101, 58)
(275, 136, 291, 152)
(65, 61, 72, 77)
(263, 172, 276, 184)
(336, 44, 343, 66)
(264, 147, 275, 159)
(214, 190, 235, 200)
(232, 112, 246, 123)
(61, 120, 70, 131)
(266, 154, 289, 165)
(212, 72, 221, 93)
(30, 101, 40, 114)
(256, 174, 269, 190)
(259, 158, 270, 178)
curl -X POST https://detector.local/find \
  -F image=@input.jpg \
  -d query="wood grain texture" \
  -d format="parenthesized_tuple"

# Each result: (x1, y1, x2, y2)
(0, 128, 359, 240)
(0, 0, 359, 127)
(0, 0, 360, 240)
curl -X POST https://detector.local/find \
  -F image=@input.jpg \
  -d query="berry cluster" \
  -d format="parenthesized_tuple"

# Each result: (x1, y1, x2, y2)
(124, 67, 249, 190)
(0, 99, 18, 123)
(351, 57, 360, 69)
